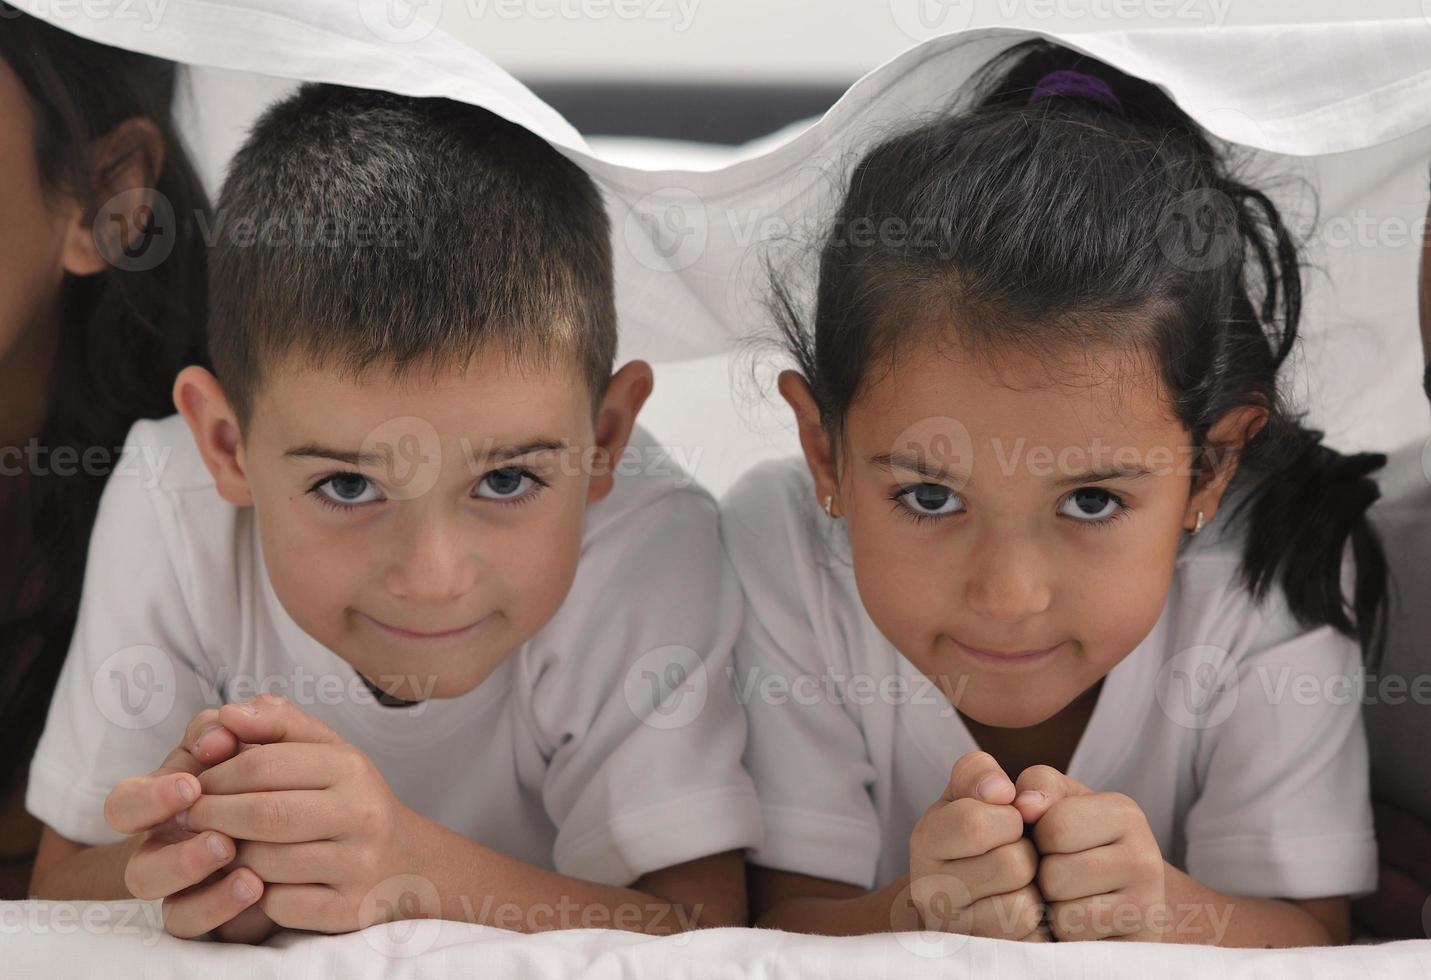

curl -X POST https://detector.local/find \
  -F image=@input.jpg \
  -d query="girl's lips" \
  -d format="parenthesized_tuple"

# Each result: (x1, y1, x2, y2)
(359, 612, 489, 642)
(953, 638, 1064, 666)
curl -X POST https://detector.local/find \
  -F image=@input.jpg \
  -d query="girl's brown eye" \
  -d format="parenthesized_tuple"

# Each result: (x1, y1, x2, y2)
(1060, 488, 1122, 521)
(897, 483, 962, 516)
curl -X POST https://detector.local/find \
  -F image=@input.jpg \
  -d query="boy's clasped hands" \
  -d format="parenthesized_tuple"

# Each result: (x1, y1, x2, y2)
(103, 694, 420, 942)
(909, 751, 1168, 943)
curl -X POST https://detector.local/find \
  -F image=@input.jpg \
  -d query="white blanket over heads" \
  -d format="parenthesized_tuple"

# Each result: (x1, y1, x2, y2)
(15, 1, 1431, 495)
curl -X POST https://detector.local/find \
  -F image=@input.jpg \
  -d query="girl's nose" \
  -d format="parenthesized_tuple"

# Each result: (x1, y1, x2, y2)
(963, 535, 1053, 622)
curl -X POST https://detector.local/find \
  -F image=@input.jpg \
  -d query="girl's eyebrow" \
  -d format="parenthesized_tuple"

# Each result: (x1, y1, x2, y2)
(1053, 466, 1156, 486)
(868, 451, 969, 483)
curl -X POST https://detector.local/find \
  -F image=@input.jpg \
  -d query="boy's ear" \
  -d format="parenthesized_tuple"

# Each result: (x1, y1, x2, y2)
(1185, 405, 1268, 531)
(777, 369, 842, 517)
(61, 116, 167, 278)
(173, 365, 253, 507)
(587, 360, 655, 504)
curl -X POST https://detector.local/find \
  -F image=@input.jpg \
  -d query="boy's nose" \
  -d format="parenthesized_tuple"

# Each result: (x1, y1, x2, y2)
(383, 517, 478, 601)
(963, 535, 1053, 622)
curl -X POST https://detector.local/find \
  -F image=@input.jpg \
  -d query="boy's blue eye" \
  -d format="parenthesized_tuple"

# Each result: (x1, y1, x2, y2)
(475, 467, 533, 500)
(316, 473, 382, 506)
(1059, 487, 1123, 522)
(895, 483, 964, 517)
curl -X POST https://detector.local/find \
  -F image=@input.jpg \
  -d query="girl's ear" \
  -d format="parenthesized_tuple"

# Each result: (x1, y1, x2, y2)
(173, 365, 253, 507)
(60, 116, 166, 278)
(777, 370, 842, 517)
(1185, 405, 1268, 531)
(587, 359, 654, 504)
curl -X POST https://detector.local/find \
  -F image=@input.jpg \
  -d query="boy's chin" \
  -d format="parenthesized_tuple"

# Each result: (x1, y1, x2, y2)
(340, 644, 517, 703)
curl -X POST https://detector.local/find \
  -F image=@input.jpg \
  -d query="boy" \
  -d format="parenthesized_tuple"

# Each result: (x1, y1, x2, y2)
(26, 84, 761, 942)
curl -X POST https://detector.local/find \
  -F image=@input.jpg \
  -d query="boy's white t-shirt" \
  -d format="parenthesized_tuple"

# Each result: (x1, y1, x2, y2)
(722, 457, 1377, 900)
(28, 415, 761, 888)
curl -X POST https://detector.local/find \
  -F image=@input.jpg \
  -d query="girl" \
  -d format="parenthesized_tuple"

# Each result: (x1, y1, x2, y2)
(0, 7, 210, 897)
(725, 41, 1387, 947)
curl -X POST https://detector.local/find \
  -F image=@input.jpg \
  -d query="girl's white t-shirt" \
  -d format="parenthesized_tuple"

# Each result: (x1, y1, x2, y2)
(28, 415, 761, 888)
(722, 456, 1376, 900)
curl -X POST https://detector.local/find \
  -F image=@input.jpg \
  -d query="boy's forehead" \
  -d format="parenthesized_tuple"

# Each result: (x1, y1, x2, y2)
(247, 353, 591, 445)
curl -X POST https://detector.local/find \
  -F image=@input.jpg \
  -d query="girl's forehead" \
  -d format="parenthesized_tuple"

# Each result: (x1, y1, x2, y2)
(851, 340, 1185, 450)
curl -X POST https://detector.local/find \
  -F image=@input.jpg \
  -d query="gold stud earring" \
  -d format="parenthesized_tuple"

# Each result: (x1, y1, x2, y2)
(1192, 510, 1205, 535)
(822, 494, 834, 518)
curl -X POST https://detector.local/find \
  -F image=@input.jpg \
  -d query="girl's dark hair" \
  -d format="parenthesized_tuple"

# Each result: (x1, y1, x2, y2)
(0, 8, 211, 793)
(775, 40, 1387, 659)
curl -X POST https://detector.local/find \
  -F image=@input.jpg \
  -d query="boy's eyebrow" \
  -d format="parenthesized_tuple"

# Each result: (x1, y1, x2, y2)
(868, 451, 969, 483)
(284, 444, 388, 466)
(285, 438, 570, 467)
(471, 439, 569, 464)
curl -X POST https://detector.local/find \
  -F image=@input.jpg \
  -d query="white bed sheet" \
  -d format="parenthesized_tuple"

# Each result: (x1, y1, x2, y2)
(5, 899, 1430, 978)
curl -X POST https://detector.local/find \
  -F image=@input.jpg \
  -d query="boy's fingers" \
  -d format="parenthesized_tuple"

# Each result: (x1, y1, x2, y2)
(212, 904, 280, 945)
(233, 840, 341, 884)
(125, 831, 234, 901)
(1012, 765, 1091, 823)
(941, 751, 1015, 805)
(184, 790, 339, 843)
(104, 771, 202, 835)
(198, 742, 338, 796)
(162, 867, 264, 940)
(180, 709, 241, 765)
(218, 695, 341, 747)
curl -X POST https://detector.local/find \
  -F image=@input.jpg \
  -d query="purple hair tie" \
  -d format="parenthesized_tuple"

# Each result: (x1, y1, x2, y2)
(1028, 69, 1122, 114)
